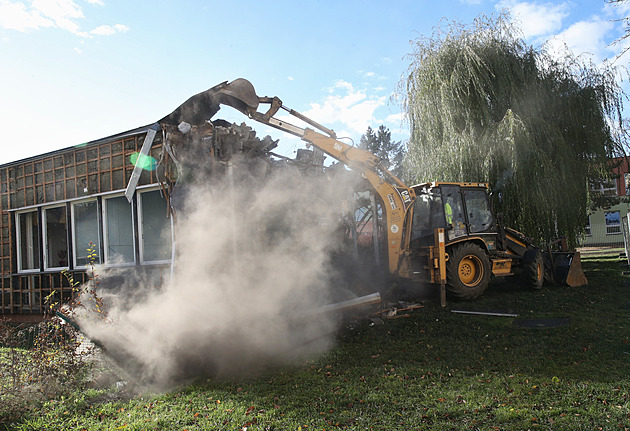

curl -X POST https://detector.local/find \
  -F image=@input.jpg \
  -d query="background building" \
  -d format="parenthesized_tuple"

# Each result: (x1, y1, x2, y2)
(583, 156, 630, 249)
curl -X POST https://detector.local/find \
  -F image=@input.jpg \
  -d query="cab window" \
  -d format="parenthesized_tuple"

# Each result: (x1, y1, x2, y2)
(464, 189, 493, 233)
(441, 186, 466, 240)
(410, 190, 445, 245)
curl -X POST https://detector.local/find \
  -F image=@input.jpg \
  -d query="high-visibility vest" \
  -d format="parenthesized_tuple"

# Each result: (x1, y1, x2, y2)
(445, 202, 453, 224)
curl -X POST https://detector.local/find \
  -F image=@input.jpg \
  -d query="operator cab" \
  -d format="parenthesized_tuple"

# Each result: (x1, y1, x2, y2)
(410, 182, 496, 249)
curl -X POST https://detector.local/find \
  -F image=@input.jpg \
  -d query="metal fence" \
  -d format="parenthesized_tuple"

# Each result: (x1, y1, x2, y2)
(578, 222, 627, 259)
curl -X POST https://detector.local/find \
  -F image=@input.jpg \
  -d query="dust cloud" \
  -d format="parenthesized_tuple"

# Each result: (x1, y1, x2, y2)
(75, 159, 363, 387)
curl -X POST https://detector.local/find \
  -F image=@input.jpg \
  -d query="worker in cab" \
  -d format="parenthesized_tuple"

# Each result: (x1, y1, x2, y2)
(445, 201, 453, 228)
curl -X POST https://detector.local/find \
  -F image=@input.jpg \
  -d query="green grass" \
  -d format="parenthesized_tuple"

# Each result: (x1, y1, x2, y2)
(3, 254, 630, 430)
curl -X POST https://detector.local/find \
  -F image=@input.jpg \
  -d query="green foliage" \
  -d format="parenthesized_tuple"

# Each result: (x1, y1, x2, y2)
(399, 13, 627, 247)
(359, 125, 406, 179)
(61, 243, 107, 321)
(4, 255, 630, 430)
(1, 242, 105, 425)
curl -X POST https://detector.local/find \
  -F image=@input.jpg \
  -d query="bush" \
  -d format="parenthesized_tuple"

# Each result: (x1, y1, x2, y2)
(0, 318, 95, 423)
(0, 242, 103, 424)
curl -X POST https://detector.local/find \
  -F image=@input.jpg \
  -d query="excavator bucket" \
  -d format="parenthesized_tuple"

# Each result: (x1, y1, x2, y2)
(216, 78, 260, 115)
(159, 78, 259, 126)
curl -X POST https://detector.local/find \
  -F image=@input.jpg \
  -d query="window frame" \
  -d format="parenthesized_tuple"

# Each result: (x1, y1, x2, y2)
(605, 211, 622, 235)
(463, 188, 494, 233)
(137, 188, 173, 265)
(102, 193, 137, 267)
(591, 178, 618, 197)
(15, 209, 41, 273)
(71, 198, 102, 269)
(42, 204, 69, 271)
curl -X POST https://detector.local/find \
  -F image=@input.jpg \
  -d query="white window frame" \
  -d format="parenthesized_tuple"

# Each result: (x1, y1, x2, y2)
(71, 198, 101, 269)
(102, 193, 137, 267)
(16, 209, 40, 273)
(137, 187, 173, 265)
(591, 178, 618, 197)
(585, 214, 592, 236)
(605, 211, 622, 235)
(42, 204, 69, 271)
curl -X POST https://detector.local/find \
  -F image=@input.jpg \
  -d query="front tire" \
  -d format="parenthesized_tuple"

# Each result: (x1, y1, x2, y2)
(446, 243, 491, 300)
(522, 249, 544, 290)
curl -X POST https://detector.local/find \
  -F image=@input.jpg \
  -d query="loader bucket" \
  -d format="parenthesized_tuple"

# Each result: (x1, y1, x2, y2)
(547, 251, 588, 287)
(564, 252, 588, 287)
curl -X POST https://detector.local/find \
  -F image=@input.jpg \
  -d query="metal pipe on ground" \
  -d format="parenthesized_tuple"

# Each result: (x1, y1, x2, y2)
(319, 292, 381, 314)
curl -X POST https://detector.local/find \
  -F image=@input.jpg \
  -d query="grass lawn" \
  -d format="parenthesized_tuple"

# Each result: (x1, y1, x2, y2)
(2, 254, 629, 430)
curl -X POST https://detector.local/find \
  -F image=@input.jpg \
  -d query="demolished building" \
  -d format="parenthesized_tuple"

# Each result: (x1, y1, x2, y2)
(0, 120, 344, 319)
(0, 80, 388, 320)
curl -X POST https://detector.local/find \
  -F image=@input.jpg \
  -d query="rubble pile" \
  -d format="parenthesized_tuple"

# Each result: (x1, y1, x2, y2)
(156, 119, 330, 215)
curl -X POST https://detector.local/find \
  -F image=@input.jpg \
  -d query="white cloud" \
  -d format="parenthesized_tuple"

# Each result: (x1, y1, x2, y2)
(497, 1, 621, 63)
(302, 80, 386, 136)
(497, 0, 570, 39)
(547, 18, 614, 62)
(358, 70, 387, 81)
(604, 0, 630, 19)
(602, 1, 630, 62)
(0, 0, 54, 31)
(385, 112, 404, 124)
(91, 23, 128, 35)
(34, 0, 84, 33)
(0, 0, 126, 38)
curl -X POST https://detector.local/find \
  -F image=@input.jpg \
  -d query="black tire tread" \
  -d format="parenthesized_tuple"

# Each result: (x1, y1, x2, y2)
(446, 242, 491, 300)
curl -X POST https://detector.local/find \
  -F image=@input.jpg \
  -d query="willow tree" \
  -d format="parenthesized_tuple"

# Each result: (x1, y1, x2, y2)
(400, 13, 627, 247)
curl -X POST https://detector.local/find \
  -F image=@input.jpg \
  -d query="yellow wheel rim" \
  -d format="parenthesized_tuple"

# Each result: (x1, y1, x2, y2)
(537, 261, 543, 281)
(458, 255, 483, 287)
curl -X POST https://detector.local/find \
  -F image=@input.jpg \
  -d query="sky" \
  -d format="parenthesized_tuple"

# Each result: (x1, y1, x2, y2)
(1, 0, 629, 165)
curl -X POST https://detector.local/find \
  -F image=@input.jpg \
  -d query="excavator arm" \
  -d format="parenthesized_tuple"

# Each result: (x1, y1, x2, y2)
(187, 78, 416, 276)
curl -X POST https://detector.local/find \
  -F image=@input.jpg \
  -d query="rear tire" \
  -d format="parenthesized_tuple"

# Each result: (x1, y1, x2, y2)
(446, 243, 491, 300)
(523, 249, 544, 290)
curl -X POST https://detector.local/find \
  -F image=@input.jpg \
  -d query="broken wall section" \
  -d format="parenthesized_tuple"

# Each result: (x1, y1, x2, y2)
(76, 119, 372, 384)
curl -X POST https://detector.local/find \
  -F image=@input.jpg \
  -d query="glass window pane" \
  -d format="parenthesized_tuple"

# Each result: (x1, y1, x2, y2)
(441, 186, 467, 240)
(411, 190, 444, 244)
(464, 190, 494, 233)
(18, 211, 40, 271)
(44, 206, 68, 268)
(605, 211, 621, 234)
(74, 200, 101, 266)
(140, 190, 172, 262)
(105, 196, 135, 263)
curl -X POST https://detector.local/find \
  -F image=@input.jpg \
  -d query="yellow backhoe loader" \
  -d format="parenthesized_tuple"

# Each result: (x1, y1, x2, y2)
(160, 78, 587, 302)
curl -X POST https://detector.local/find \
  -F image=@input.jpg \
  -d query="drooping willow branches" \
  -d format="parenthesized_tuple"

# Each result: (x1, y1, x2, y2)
(399, 13, 628, 247)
